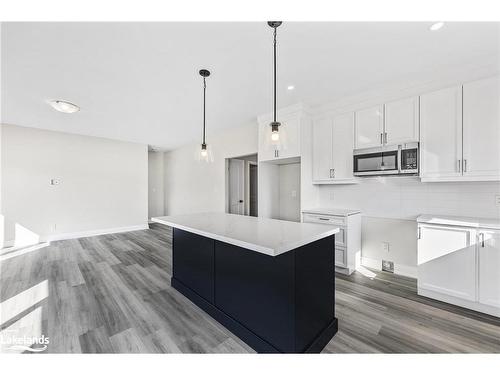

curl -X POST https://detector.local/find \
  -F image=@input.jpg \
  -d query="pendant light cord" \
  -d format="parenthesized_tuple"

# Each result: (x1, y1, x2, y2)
(273, 27, 277, 123)
(203, 77, 206, 144)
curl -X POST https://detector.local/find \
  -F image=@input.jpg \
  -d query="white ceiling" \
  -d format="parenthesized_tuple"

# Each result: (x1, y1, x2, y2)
(1, 22, 499, 150)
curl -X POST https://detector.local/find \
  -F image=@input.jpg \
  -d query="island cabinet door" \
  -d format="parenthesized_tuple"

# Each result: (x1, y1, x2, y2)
(172, 229, 215, 303)
(214, 241, 296, 352)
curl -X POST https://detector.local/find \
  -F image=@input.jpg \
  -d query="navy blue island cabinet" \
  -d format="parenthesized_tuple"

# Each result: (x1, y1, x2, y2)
(171, 228, 338, 353)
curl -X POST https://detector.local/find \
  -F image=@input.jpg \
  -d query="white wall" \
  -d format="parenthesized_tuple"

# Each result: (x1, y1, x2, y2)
(164, 122, 258, 215)
(279, 163, 301, 222)
(148, 151, 165, 220)
(1, 124, 148, 247)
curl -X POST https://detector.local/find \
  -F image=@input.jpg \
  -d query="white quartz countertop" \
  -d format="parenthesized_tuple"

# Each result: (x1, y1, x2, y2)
(302, 208, 361, 217)
(417, 214, 500, 230)
(152, 213, 339, 257)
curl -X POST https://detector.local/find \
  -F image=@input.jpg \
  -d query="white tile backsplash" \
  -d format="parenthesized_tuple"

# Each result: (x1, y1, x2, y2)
(317, 177, 500, 220)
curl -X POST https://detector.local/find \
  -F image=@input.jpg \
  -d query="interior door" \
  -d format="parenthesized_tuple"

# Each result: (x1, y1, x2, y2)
(463, 76, 500, 178)
(384, 96, 419, 145)
(419, 86, 463, 178)
(417, 224, 477, 301)
(312, 117, 333, 181)
(354, 105, 384, 149)
(478, 229, 500, 308)
(229, 159, 245, 215)
(332, 112, 354, 179)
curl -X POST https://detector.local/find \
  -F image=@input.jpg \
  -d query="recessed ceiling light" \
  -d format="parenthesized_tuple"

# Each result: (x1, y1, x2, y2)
(48, 100, 80, 113)
(430, 22, 445, 31)
(287, 85, 295, 90)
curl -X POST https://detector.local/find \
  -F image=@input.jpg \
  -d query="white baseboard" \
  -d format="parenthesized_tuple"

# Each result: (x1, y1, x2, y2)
(418, 288, 500, 318)
(1, 239, 15, 248)
(1, 224, 149, 248)
(44, 224, 149, 242)
(361, 256, 417, 279)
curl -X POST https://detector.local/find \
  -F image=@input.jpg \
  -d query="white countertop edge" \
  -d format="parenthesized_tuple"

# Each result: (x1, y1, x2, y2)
(152, 217, 339, 257)
(302, 208, 362, 217)
(416, 214, 500, 230)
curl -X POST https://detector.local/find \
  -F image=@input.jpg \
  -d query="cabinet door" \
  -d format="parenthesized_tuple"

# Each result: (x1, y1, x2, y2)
(384, 96, 419, 145)
(478, 229, 500, 308)
(258, 121, 276, 161)
(463, 76, 500, 178)
(279, 116, 301, 159)
(354, 105, 384, 149)
(417, 225, 476, 301)
(420, 86, 463, 178)
(312, 117, 333, 181)
(332, 112, 355, 179)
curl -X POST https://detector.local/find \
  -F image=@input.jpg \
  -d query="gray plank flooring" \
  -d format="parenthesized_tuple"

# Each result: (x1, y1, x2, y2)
(1, 223, 499, 353)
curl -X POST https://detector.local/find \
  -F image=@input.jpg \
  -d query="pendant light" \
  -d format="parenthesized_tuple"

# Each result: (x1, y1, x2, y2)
(198, 69, 214, 162)
(268, 21, 283, 147)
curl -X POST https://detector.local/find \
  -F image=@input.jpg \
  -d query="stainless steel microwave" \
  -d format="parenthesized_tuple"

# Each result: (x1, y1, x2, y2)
(353, 142, 419, 176)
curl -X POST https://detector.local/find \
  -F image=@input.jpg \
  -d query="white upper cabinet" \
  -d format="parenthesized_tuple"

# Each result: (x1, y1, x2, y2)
(478, 229, 500, 308)
(332, 112, 355, 180)
(462, 76, 500, 178)
(354, 105, 384, 149)
(312, 112, 356, 183)
(420, 86, 463, 179)
(384, 96, 419, 145)
(312, 117, 333, 181)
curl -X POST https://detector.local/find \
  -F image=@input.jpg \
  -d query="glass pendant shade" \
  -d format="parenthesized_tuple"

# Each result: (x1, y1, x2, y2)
(196, 142, 214, 163)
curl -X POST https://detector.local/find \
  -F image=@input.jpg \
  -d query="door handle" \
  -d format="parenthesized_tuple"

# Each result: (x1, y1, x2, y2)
(463, 159, 467, 173)
(331, 168, 335, 178)
(239, 200, 244, 203)
(384, 132, 388, 144)
(480, 232, 485, 247)
(418, 227, 422, 239)
(457, 159, 461, 173)
(329, 168, 333, 178)
(380, 133, 383, 144)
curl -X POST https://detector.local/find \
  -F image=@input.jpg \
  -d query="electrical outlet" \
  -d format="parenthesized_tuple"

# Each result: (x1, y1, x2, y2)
(495, 194, 500, 207)
(382, 242, 390, 252)
(382, 260, 394, 273)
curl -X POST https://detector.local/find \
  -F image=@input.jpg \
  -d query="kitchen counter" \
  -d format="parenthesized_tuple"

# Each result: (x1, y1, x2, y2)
(417, 214, 500, 230)
(153, 212, 339, 353)
(302, 207, 361, 216)
(152, 212, 339, 256)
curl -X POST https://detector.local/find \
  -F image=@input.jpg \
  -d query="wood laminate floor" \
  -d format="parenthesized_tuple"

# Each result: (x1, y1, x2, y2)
(1, 223, 499, 353)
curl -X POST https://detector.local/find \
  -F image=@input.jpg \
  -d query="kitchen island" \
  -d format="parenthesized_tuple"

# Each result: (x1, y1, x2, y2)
(152, 213, 339, 353)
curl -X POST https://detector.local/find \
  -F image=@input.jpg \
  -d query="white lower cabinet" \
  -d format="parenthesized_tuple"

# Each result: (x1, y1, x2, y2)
(417, 215, 500, 317)
(417, 225, 477, 301)
(302, 209, 361, 275)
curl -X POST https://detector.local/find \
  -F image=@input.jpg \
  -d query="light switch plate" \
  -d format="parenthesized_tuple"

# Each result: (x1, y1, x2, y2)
(382, 242, 390, 252)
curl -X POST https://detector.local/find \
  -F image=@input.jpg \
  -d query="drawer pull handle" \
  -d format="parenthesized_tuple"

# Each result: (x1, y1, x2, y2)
(318, 218, 330, 221)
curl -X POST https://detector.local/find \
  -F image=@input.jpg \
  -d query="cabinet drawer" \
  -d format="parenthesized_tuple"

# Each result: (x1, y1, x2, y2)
(303, 213, 346, 226)
(335, 247, 346, 267)
(335, 226, 346, 247)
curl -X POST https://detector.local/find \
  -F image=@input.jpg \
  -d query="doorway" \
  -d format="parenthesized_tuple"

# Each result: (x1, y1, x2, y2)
(226, 154, 258, 216)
